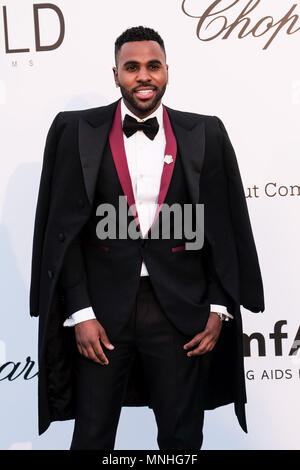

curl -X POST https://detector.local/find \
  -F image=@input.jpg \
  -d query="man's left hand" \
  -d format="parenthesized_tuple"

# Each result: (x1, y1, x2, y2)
(183, 312, 223, 356)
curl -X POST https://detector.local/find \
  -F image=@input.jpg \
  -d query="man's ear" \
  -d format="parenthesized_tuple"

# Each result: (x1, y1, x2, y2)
(112, 66, 119, 88)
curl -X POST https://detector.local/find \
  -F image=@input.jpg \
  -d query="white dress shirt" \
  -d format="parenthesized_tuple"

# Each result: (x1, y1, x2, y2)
(63, 98, 233, 326)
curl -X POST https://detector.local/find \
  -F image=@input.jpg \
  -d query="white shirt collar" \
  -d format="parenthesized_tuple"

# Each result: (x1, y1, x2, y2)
(121, 97, 163, 130)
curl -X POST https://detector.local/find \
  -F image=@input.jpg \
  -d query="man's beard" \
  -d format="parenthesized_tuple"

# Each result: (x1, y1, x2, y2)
(119, 83, 167, 115)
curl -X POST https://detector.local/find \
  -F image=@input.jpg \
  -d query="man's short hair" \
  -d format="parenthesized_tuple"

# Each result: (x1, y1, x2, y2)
(114, 26, 166, 65)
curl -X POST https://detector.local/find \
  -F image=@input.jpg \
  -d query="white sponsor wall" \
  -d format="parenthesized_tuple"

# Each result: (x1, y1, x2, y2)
(0, 0, 299, 450)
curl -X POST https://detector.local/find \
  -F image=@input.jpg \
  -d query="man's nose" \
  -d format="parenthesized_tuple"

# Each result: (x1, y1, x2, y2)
(136, 67, 151, 82)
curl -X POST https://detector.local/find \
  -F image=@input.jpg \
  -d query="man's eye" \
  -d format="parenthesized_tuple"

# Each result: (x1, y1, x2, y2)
(150, 65, 159, 70)
(127, 65, 137, 71)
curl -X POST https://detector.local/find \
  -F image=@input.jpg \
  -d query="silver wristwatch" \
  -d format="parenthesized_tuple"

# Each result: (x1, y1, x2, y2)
(216, 312, 230, 322)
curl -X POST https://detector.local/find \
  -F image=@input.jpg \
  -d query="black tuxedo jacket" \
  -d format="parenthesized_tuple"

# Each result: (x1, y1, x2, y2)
(29, 98, 264, 435)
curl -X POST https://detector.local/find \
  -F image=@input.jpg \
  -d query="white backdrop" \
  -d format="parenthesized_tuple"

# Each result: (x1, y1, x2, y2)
(0, 0, 299, 450)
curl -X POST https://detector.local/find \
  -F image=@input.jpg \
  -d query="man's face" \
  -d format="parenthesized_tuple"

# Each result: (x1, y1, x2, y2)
(113, 40, 168, 118)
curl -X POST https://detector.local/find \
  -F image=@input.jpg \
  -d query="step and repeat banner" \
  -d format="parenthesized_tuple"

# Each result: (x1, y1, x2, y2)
(0, 0, 299, 450)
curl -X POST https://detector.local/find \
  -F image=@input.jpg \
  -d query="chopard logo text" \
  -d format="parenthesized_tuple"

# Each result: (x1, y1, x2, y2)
(181, 0, 300, 50)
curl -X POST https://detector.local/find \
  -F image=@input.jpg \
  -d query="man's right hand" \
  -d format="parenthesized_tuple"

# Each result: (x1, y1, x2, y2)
(74, 319, 115, 365)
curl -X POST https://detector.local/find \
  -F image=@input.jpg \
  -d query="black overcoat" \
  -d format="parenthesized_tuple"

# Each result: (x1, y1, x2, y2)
(29, 98, 264, 435)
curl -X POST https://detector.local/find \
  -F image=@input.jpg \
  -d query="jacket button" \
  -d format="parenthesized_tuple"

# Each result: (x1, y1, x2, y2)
(58, 232, 65, 242)
(78, 199, 85, 208)
(48, 270, 54, 279)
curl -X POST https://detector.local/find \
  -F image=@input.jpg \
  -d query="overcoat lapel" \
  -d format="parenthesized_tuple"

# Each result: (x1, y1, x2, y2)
(78, 99, 119, 206)
(164, 106, 205, 206)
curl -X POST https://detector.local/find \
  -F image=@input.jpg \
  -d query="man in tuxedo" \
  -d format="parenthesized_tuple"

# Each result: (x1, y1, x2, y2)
(29, 26, 264, 450)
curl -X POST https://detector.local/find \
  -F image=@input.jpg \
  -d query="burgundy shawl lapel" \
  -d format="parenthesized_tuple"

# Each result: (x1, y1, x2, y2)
(108, 99, 177, 237)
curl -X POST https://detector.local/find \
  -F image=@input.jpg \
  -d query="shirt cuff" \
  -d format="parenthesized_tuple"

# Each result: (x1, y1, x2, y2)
(63, 307, 96, 327)
(210, 304, 234, 319)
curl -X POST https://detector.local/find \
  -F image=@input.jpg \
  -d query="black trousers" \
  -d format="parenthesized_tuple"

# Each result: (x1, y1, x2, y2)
(70, 276, 212, 450)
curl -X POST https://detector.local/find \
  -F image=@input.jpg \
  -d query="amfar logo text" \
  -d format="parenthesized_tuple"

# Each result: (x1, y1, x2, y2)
(182, 0, 300, 50)
(243, 320, 300, 357)
(2, 3, 65, 53)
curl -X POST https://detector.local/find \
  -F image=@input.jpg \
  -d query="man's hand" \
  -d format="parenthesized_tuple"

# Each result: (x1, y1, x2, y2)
(183, 312, 222, 357)
(74, 319, 115, 365)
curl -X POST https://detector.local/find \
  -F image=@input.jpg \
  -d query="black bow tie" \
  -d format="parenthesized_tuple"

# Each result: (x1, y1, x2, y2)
(122, 114, 159, 140)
